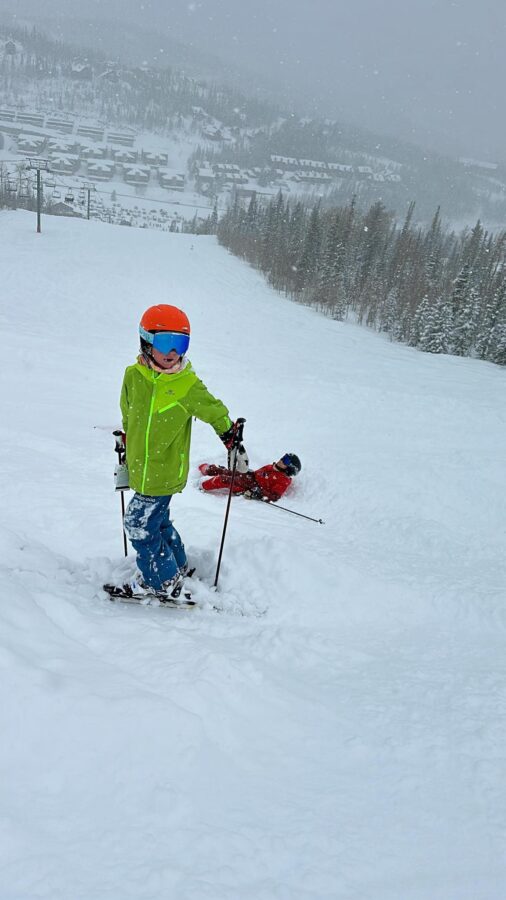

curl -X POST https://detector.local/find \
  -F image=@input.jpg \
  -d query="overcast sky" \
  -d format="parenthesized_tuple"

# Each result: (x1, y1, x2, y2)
(5, 0, 506, 161)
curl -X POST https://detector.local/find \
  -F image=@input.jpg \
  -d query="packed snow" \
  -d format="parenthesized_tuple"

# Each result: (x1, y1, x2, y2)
(1, 210, 505, 900)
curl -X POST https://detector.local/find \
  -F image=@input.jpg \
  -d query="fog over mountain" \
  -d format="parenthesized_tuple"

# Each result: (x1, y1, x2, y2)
(4, 0, 506, 161)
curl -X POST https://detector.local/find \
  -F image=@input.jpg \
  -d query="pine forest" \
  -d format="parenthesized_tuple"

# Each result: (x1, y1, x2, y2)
(217, 193, 506, 366)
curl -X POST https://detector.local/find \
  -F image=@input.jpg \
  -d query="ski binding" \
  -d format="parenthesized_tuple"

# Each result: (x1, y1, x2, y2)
(103, 583, 196, 609)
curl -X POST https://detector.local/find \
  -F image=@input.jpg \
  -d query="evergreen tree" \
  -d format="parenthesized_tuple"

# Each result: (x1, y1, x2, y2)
(295, 201, 322, 294)
(259, 198, 277, 273)
(475, 281, 506, 359)
(215, 190, 506, 367)
(488, 322, 506, 364)
(417, 296, 451, 354)
(451, 269, 478, 356)
(358, 201, 391, 288)
(245, 192, 258, 233)
(380, 288, 402, 339)
(424, 206, 443, 292)
(286, 202, 306, 293)
(317, 212, 343, 307)
(270, 191, 288, 289)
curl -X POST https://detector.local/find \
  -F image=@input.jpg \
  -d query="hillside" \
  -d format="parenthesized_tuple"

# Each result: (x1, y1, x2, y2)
(1, 209, 505, 898)
(2, 23, 506, 226)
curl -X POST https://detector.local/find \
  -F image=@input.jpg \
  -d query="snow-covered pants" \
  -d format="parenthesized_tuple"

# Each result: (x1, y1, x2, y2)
(124, 493, 187, 591)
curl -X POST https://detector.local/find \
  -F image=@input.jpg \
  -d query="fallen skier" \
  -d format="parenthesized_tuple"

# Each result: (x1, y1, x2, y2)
(199, 453, 301, 503)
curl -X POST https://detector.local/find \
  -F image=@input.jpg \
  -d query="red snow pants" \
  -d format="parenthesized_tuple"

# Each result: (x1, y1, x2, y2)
(201, 465, 256, 494)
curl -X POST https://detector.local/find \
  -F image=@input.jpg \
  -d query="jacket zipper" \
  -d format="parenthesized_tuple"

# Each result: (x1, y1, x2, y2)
(141, 379, 157, 493)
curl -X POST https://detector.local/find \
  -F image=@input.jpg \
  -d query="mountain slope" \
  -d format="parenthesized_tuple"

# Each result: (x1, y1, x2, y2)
(1, 210, 505, 899)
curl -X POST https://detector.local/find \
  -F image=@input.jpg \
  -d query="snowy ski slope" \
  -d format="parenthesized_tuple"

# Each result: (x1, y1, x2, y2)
(1, 211, 506, 900)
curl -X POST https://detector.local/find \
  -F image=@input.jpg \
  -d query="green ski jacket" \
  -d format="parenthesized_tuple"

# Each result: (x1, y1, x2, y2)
(120, 360, 231, 497)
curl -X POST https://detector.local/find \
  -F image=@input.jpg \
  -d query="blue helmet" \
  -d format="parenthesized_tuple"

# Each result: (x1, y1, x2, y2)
(281, 453, 301, 476)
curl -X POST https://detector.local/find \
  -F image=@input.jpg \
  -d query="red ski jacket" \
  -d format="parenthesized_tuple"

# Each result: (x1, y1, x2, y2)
(200, 463, 292, 502)
(252, 464, 292, 501)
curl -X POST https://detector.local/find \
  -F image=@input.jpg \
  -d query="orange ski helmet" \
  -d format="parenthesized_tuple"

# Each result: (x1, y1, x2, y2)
(139, 304, 191, 360)
(140, 304, 190, 335)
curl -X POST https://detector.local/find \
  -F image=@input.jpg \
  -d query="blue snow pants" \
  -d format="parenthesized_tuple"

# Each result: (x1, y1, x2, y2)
(124, 493, 187, 591)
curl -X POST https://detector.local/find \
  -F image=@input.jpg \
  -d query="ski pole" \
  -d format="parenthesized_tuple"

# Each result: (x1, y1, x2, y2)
(113, 430, 129, 557)
(119, 491, 128, 557)
(254, 498, 325, 525)
(213, 418, 245, 589)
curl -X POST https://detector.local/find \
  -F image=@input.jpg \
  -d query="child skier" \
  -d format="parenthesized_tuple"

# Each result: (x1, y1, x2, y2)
(106, 304, 248, 603)
(199, 453, 301, 503)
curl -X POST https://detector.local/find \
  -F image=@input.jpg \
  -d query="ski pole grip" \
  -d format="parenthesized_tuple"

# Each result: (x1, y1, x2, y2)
(113, 430, 127, 468)
(234, 417, 245, 447)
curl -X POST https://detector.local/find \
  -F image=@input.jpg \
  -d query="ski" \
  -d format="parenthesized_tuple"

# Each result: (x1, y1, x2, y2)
(103, 584, 196, 609)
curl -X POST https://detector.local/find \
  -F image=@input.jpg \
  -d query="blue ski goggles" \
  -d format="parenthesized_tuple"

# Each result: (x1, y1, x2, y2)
(140, 326, 190, 356)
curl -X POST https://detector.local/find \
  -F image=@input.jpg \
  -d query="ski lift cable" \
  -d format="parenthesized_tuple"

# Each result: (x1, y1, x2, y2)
(25, 180, 217, 212)
(2, 163, 221, 213)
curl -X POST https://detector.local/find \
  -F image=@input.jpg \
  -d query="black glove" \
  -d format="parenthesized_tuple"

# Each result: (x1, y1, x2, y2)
(219, 422, 240, 450)
(219, 420, 249, 474)
(244, 486, 263, 501)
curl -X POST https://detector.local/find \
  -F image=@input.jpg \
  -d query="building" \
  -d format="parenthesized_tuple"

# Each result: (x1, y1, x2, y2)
(108, 130, 136, 147)
(50, 154, 80, 175)
(80, 145, 108, 160)
(46, 117, 74, 134)
(123, 165, 150, 186)
(17, 111, 45, 128)
(17, 136, 46, 155)
(77, 124, 104, 141)
(202, 126, 223, 141)
(294, 170, 332, 184)
(142, 150, 169, 167)
(328, 163, 354, 176)
(299, 159, 327, 170)
(86, 161, 115, 181)
(270, 155, 299, 170)
(158, 168, 185, 191)
(48, 138, 78, 155)
(0, 124, 21, 141)
(196, 167, 217, 192)
(50, 201, 82, 217)
(235, 187, 259, 200)
(221, 171, 248, 185)
(113, 149, 138, 165)
(213, 163, 241, 174)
